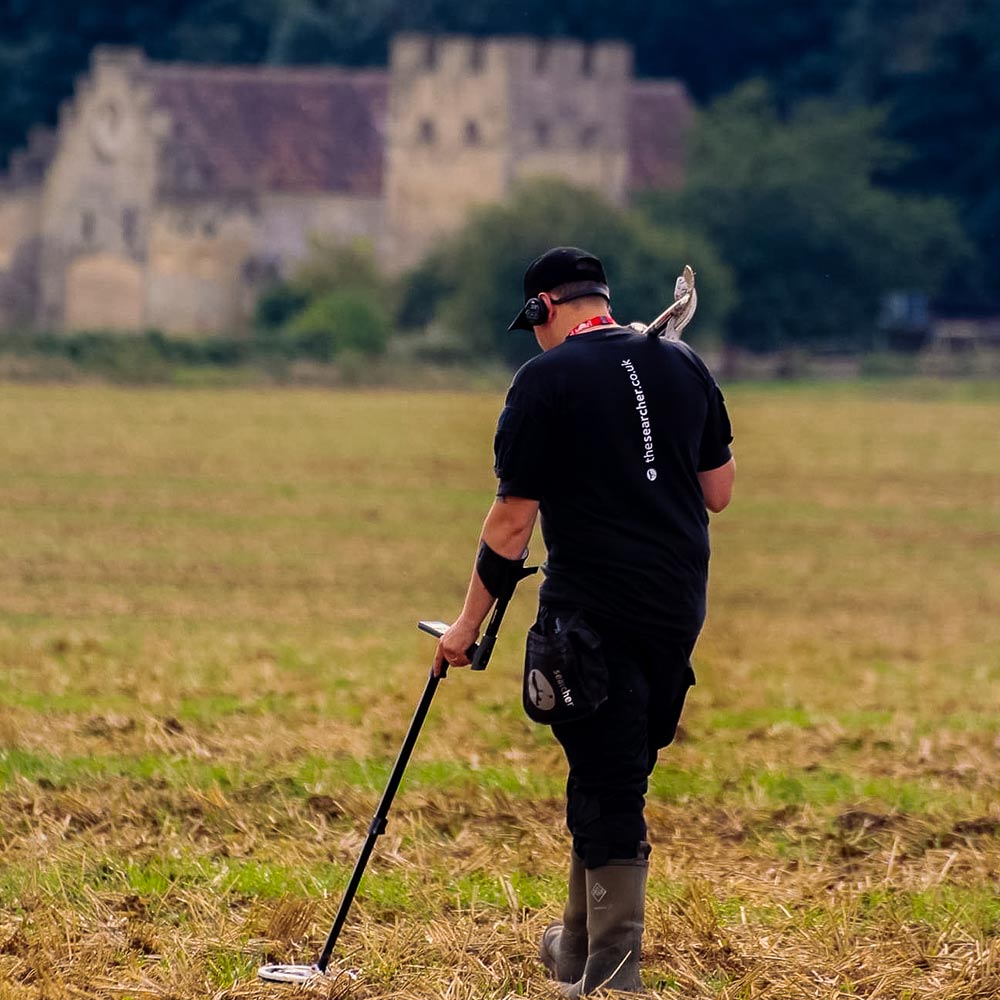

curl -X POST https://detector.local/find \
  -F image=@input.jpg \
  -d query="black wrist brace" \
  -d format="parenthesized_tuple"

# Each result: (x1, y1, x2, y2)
(476, 540, 529, 600)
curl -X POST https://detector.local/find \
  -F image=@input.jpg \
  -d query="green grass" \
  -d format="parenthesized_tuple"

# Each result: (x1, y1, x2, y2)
(0, 380, 997, 999)
(2, 744, 989, 822)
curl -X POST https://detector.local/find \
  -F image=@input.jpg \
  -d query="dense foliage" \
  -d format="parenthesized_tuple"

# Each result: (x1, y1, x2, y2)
(883, 0, 1000, 312)
(399, 180, 733, 368)
(642, 85, 969, 351)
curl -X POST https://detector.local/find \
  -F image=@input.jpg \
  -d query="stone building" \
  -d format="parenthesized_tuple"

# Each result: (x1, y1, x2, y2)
(0, 35, 692, 335)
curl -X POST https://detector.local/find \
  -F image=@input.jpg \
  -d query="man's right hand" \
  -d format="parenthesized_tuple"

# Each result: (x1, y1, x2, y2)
(433, 617, 480, 676)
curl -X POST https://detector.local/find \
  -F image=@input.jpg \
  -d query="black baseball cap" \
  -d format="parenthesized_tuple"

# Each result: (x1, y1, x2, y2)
(507, 246, 610, 331)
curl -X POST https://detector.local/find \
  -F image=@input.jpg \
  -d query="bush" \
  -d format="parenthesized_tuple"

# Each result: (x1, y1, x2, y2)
(254, 284, 309, 332)
(283, 290, 392, 361)
(252, 237, 397, 362)
(0, 329, 251, 380)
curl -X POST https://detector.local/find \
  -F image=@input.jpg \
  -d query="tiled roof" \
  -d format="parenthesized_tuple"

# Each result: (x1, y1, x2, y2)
(628, 80, 693, 191)
(144, 64, 388, 197)
(4, 53, 691, 198)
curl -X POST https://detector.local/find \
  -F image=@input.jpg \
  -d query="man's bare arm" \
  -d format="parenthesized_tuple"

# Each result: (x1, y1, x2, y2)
(433, 496, 540, 674)
(698, 457, 735, 513)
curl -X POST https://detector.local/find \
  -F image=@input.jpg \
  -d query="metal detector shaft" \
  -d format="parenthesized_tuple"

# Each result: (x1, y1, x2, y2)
(312, 566, 536, 974)
(315, 665, 444, 973)
(471, 571, 532, 670)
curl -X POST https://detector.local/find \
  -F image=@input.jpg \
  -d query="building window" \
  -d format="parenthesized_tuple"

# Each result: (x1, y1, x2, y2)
(581, 45, 595, 77)
(468, 40, 486, 72)
(81, 211, 96, 243)
(534, 120, 551, 147)
(464, 120, 482, 146)
(418, 118, 436, 144)
(424, 38, 438, 70)
(202, 218, 217, 238)
(535, 41, 550, 73)
(122, 207, 138, 250)
(580, 125, 600, 148)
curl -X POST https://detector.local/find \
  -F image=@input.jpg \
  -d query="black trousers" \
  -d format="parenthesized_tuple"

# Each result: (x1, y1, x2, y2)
(542, 604, 696, 869)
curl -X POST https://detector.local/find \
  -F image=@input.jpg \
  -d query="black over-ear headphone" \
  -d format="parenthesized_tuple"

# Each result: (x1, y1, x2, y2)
(521, 282, 611, 326)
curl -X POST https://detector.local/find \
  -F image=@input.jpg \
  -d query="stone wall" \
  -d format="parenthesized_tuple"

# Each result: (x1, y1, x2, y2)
(506, 39, 630, 200)
(142, 194, 385, 335)
(258, 193, 385, 265)
(36, 48, 162, 330)
(0, 189, 42, 328)
(385, 35, 514, 269)
(145, 199, 259, 335)
(384, 34, 634, 269)
(0, 36, 690, 334)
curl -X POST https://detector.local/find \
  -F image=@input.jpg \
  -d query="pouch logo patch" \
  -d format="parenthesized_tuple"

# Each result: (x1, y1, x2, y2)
(527, 669, 556, 711)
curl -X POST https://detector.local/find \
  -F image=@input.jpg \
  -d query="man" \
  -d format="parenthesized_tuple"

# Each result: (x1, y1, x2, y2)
(433, 247, 734, 995)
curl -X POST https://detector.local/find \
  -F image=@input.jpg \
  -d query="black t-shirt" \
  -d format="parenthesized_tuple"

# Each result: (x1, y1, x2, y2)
(494, 327, 732, 638)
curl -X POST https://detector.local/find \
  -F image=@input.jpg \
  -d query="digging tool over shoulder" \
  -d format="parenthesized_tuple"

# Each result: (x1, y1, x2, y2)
(628, 264, 698, 341)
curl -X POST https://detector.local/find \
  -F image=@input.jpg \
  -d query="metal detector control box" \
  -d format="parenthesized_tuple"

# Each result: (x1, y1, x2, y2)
(418, 620, 483, 667)
(417, 620, 449, 638)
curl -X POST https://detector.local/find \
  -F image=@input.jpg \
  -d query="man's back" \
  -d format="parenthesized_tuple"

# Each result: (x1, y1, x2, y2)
(494, 327, 732, 636)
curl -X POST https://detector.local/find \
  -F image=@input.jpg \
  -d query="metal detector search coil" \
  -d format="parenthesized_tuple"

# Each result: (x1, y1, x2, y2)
(258, 963, 320, 984)
(258, 963, 359, 985)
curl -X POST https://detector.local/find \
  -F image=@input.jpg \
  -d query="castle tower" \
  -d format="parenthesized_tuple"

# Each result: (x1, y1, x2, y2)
(385, 34, 632, 269)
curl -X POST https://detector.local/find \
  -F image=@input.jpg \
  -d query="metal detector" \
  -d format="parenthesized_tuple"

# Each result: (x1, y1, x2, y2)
(259, 562, 536, 984)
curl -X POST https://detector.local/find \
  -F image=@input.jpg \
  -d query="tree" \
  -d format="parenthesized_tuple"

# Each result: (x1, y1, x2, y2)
(0, 0, 279, 167)
(400, 179, 733, 368)
(254, 237, 394, 360)
(642, 83, 969, 351)
(883, 0, 1000, 312)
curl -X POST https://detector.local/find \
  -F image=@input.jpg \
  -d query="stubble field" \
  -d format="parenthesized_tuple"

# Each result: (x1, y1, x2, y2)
(0, 380, 998, 1000)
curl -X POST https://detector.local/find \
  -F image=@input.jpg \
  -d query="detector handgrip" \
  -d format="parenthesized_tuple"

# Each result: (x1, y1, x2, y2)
(469, 634, 496, 671)
(417, 620, 478, 661)
(418, 557, 535, 673)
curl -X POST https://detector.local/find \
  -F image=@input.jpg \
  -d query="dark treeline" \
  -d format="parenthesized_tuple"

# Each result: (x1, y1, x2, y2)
(1, 0, 997, 318)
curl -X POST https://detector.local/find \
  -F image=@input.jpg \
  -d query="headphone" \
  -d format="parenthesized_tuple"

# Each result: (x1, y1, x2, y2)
(522, 282, 610, 327)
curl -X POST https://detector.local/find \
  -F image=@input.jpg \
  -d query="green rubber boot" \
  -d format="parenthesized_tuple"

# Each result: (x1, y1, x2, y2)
(562, 844, 649, 996)
(539, 849, 588, 983)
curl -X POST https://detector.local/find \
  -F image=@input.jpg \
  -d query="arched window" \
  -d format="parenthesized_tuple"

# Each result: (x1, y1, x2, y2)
(468, 41, 486, 72)
(122, 206, 138, 249)
(464, 120, 482, 146)
(81, 211, 96, 243)
(580, 125, 600, 148)
(581, 46, 595, 77)
(534, 41, 550, 74)
(418, 119, 436, 144)
(534, 120, 551, 147)
(424, 38, 438, 71)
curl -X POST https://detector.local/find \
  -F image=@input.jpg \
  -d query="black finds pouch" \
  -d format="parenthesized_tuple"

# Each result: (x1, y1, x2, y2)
(522, 609, 608, 724)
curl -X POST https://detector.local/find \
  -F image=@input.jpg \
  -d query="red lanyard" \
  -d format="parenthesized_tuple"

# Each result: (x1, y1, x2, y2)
(567, 315, 618, 338)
